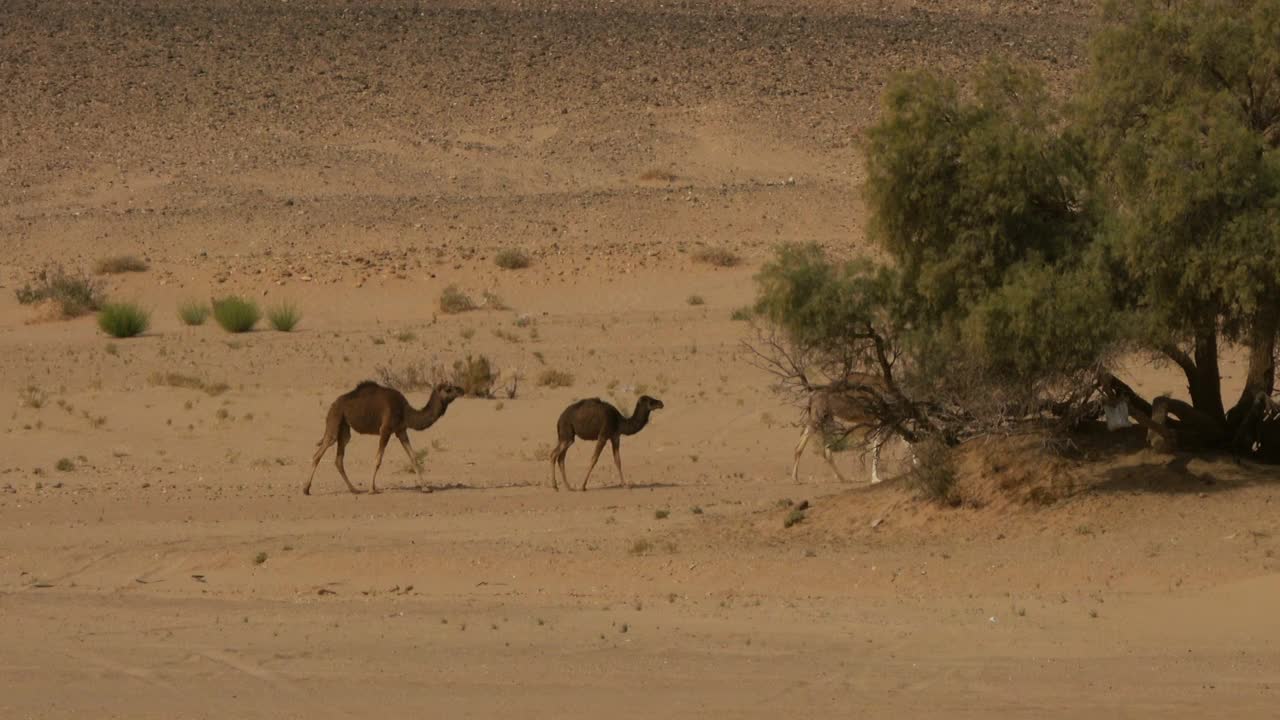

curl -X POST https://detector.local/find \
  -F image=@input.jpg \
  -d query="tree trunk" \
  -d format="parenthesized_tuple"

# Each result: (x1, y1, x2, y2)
(1189, 327, 1226, 422)
(1227, 301, 1278, 429)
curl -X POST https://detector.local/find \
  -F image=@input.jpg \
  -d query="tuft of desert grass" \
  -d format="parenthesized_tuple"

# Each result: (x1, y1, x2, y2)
(97, 303, 150, 338)
(94, 255, 148, 275)
(439, 285, 475, 314)
(212, 296, 260, 333)
(267, 301, 301, 332)
(494, 248, 531, 270)
(15, 264, 105, 318)
(178, 300, 210, 326)
(537, 369, 574, 388)
(692, 245, 741, 268)
(686, 294, 705, 306)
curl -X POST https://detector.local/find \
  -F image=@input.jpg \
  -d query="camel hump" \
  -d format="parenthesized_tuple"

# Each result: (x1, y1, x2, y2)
(344, 380, 381, 396)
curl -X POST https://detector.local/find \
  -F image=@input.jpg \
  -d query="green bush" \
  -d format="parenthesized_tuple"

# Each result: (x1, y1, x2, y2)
(178, 300, 210, 326)
(495, 248, 531, 270)
(212, 296, 260, 333)
(267, 302, 302, 332)
(97, 303, 150, 338)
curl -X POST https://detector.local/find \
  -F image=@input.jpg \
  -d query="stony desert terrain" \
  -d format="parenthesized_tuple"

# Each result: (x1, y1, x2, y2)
(2, 1, 1278, 717)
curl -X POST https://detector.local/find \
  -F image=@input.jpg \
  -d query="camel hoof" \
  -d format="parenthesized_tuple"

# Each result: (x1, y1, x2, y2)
(369, 488, 381, 495)
(419, 486, 434, 494)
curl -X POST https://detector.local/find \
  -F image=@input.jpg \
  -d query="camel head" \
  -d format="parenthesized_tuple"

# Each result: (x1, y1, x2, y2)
(637, 395, 665, 412)
(433, 383, 467, 404)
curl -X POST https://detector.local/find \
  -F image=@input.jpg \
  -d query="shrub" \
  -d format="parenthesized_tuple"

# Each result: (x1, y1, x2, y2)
(537, 369, 574, 388)
(905, 439, 959, 505)
(692, 246, 741, 268)
(55, 458, 74, 472)
(439, 285, 475, 314)
(376, 362, 436, 392)
(783, 508, 806, 528)
(639, 168, 679, 183)
(97, 303, 150, 338)
(15, 264, 105, 318)
(267, 302, 301, 332)
(730, 306, 753, 321)
(212, 296, 260, 333)
(94, 255, 148, 275)
(654, 509, 670, 520)
(178, 300, 210, 326)
(686, 294, 705, 306)
(253, 551, 268, 565)
(495, 248, 531, 270)
(452, 355, 497, 397)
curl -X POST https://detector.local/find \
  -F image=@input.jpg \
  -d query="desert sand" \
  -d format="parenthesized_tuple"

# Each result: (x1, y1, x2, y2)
(2, 1, 1278, 717)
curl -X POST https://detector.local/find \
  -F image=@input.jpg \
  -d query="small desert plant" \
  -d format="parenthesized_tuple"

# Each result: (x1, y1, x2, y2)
(905, 438, 960, 505)
(537, 369, 574, 388)
(481, 290, 507, 310)
(628, 538, 654, 555)
(267, 302, 301, 332)
(639, 168, 679, 182)
(730, 306, 754, 321)
(149, 372, 229, 396)
(253, 551, 268, 565)
(94, 255, 148, 274)
(20, 385, 48, 408)
(439, 285, 475, 314)
(654, 509, 670, 520)
(692, 245, 741, 268)
(495, 248, 531, 270)
(178, 300, 210, 326)
(452, 355, 497, 397)
(97, 303, 150, 338)
(686, 294, 705, 306)
(783, 508, 806, 528)
(15, 264, 105, 318)
(55, 458, 74, 472)
(376, 361, 436, 392)
(212, 296, 260, 333)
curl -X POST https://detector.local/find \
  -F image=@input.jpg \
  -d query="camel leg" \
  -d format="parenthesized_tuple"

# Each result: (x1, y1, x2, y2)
(580, 437, 608, 492)
(791, 425, 814, 483)
(610, 436, 626, 488)
(333, 424, 359, 494)
(304, 434, 335, 496)
(549, 440, 570, 491)
(558, 447, 573, 491)
(823, 441, 849, 483)
(369, 429, 391, 495)
(398, 430, 430, 493)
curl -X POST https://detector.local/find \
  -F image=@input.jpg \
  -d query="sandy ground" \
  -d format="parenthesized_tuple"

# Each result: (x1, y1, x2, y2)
(2, 1, 1278, 717)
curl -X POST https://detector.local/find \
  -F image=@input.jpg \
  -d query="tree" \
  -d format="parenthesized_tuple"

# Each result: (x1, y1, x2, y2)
(752, 0, 1280, 459)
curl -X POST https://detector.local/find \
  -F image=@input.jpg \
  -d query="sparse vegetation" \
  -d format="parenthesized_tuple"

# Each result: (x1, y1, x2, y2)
(97, 303, 150, 338)
(267, 302, 301, 332)
(639, 168, 679, 183)
(730, 306, 753, 321)
(149, 372, 230, 396)
(495, 248, 532, 270)
(686, 294, 705, 306)
(15, 264, 105, 318)
(692, 245, 741, 268)
(783, 508, 806, 528)
(905, 439, 959, 505)
(654, 509, 669, 520)
(253, 551, 268, 565)
(628, 539, 653, 555)
(481, 290, 507, 310)
(452, 355, 497, 397)
(212, 296, 260, 333)
(94, 255, 148, 275)
(20, 385, 48, 409)
(55, 458, 74, 472)
(394, 330, 417, 343)
(537, 369, 574, 388)
(439, 285, 476, 314)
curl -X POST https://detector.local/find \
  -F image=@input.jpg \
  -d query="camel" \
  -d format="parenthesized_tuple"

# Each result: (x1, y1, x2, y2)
(791, 374, 914, 484)
(304, 381, 465, 496)
(549, 395, 665, 491)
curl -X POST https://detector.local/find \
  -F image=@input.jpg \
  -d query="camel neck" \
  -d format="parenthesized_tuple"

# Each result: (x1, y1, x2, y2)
(620, 403, 651, 436)
(407, 392, 449, 431)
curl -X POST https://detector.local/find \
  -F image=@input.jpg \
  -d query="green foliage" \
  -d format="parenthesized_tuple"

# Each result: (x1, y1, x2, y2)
(97, 303, 150, 338)
(15, 264, 105, 318)
(1084, 0, 1280, 348)
(212, 296, 260, 333)
(178, 300, 210, 326)
(267, 302, 301, 332)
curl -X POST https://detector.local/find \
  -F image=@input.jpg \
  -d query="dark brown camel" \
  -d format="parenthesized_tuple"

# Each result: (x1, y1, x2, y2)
(549, 395, 664, 491)
(305, 381, 465, 496)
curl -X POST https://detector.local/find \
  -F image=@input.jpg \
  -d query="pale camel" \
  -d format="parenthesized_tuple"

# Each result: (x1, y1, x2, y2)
(791, 374, 913, 484)
(549, 396, 664, 491)
(305, 381, 465, 496)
